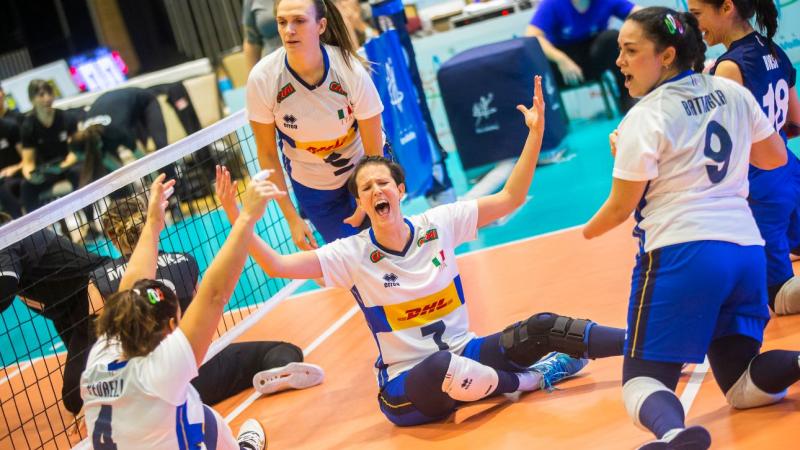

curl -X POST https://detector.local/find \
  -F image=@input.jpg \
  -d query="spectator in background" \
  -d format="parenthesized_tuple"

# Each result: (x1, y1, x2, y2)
(76, 87, 171, 186)
(243, 0, 284, 72)
(525, 0, 640, 113)
(19, 80, 84, 214)
(0, 85, 24, 125)
(0, 117, 24, 217)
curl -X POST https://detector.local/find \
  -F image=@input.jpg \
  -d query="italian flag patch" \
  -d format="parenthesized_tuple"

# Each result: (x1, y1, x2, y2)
(432, 250, 446, 268)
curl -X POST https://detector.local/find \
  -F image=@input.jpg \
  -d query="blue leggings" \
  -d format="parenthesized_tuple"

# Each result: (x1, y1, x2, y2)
(378, 333, 526, 426)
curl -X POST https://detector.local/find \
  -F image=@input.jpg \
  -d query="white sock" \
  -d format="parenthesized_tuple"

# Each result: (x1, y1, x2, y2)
(516, 371, 543, 392)
(662, 428, 683, 442)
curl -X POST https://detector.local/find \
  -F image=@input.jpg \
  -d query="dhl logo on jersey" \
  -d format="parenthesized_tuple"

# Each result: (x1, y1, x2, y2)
(295, 126, 358, 158)
(383, 281, 460, 330)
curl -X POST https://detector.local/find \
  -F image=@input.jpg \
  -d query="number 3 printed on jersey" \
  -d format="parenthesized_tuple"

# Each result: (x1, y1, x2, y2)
(763, 79, 789, 131)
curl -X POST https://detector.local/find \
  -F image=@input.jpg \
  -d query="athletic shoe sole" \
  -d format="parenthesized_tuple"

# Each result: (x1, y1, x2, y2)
(252, 362, 324, 395)
(638, 426, 712, 450)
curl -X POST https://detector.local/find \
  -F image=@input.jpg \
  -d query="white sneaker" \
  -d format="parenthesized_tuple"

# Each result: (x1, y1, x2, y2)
(236, 419, 266, 450)
(252, 362, 324, 395)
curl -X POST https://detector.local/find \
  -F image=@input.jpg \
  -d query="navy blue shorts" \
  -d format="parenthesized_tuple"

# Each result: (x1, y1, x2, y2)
(625, 241, 770, 364)
(284, 143, 394, 244)
(377, 333, 519, 427)
(749, 154, 800, 288)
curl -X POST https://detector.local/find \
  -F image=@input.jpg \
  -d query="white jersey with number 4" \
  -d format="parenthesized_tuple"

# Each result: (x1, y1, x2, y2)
(316, 201, 479, 385)
(246, 44, 384, 190)
(614, 73, 774, 253)
(81, 330, 205, 450)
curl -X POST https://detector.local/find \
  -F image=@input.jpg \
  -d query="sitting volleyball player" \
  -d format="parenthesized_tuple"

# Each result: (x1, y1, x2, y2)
(81, 174, 281, 449)
(215, 76, 628, 426)
(585, 8, 800, 448)
(90, 197, 323, 404)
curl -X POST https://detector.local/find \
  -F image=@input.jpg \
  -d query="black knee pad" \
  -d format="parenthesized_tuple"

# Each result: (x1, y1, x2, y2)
(501, 312, 592, 366)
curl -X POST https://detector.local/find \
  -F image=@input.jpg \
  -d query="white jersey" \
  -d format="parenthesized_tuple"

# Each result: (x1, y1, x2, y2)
(614, 73, 774, 253)
(246, 44, 384, 190)
(316, 201, 479, 385)
(81, 330, 205, 450)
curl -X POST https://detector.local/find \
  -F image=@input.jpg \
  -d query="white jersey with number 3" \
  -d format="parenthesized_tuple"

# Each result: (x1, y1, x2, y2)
(316, 201, 479, 385)
(614, 73, 774, 253)
(246, 44, 384, 190)
(81, 330, 204, 450)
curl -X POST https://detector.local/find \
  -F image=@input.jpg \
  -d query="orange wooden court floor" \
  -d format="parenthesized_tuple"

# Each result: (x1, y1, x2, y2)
(2, 223, 798, 449)
(215, 224, 800, 449)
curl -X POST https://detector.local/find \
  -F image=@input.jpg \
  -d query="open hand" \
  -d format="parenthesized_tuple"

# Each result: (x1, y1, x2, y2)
(516, 75, 546, 137)
(146, 173, 176, 231)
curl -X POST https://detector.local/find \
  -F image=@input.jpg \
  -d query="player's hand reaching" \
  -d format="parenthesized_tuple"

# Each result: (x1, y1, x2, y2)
(609, 129, 619, 158)
(146, 173, 176, 232)
(288, 215, 319, 251)
(215, 165, 241, 222)
(240, 177, 285, 223)
(343, 205, 366, 228)
(516, 75, 546, 138)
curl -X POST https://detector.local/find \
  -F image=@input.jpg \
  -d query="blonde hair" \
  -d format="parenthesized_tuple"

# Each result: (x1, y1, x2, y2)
(102, 197, 147, 255)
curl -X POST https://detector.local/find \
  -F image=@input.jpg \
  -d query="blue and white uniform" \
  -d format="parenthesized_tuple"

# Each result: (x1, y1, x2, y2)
(316, 201, 478, 384)
(614, 72, 775, 363)
(246, 44, 385, 242)
(711, 32, 800, 292)
(81, 330, 239, 450)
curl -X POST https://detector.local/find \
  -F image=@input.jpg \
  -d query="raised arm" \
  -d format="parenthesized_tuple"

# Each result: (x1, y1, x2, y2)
(251, 120, 319, 250)
(118, 174, 175, 291)
(215, 165, 323, 280)
(476, 75, 545, 228)
(179, 177, 282, 365)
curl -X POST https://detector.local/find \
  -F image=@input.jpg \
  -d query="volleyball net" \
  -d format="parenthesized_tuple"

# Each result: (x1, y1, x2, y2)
(0, 110, 306, 449)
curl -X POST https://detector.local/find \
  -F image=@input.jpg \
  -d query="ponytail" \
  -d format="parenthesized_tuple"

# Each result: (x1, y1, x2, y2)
(751, 0, 778, 42)
(628, 7, 707, 73)
(95, 279, 179, 358)
(74, 124, 105, 188)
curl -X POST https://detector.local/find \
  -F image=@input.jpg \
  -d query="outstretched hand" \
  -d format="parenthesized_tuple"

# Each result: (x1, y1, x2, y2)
(146, 173, 176, 231)
(241, 177, 286, 222)
(215, 165, 240, 220)
(516, 75, 546, 137)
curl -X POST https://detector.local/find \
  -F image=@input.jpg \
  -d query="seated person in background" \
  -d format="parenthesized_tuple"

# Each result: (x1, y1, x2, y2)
(525, 0, 639, 113)
(0, 117, 24, 217)
(19, 80, 84, 214)
(0, 211, 109, 418)
(0, 85, 24, 125)
(77, 87, 173, 186)
(90, 196, 323, 407)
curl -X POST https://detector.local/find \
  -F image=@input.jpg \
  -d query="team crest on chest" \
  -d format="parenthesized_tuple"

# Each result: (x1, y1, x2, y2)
(417, 228, 439, 247)
(370, 250, 386, 263)
(329, 81, 348, 97)
(277, 83, 296, 103)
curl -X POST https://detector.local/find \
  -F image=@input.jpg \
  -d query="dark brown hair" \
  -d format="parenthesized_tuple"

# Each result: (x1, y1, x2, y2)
(274, 0, 364, 69)
(699, 0, 778, 46)
(95, 279, 179, 358)
(27, 79, 54, 101)
(627, 7, 707, 73)
(346, 155, 405, 197)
